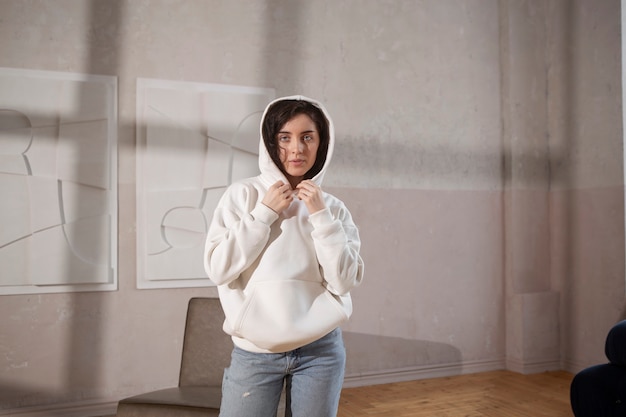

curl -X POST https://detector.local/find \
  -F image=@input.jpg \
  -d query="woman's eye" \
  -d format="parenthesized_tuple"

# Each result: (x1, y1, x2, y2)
(303, 135, 312, 141)
(278, 135, 289, 142)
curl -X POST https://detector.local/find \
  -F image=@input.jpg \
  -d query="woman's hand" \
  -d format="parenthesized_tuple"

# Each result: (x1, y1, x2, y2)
(296, 180, 326, 214)
(262, 181, 294, 213)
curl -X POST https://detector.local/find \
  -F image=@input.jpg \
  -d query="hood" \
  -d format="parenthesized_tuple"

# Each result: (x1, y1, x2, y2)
(258, 95, 335, 188)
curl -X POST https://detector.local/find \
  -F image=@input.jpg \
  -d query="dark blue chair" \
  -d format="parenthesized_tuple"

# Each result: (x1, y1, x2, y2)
(570, 320, 626, 416)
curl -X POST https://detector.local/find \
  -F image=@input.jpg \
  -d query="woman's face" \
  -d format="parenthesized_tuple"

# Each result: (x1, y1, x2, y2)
(276, 113, 319, 186)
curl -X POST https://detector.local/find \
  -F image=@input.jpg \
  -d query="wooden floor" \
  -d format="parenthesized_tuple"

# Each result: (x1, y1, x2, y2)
(338, 370, 574, 417)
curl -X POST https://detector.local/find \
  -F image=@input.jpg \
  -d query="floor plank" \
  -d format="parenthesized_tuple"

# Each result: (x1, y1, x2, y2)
(338, 370, 574, 417)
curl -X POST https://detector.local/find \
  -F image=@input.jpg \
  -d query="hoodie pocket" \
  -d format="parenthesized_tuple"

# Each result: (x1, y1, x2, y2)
(233, 280, 350, 351)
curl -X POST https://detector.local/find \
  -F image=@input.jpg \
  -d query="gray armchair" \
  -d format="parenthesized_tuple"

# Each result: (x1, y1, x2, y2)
(115, 297, 232, 417)
(570, 320, 626, 416)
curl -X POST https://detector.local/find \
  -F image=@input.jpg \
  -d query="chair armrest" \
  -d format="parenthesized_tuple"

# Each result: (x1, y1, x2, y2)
(606, 320, 626, 366)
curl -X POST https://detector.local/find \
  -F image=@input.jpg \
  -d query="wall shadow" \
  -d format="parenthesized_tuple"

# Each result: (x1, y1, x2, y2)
(64, 0, 123, 410)
(343, 331, 462, 384)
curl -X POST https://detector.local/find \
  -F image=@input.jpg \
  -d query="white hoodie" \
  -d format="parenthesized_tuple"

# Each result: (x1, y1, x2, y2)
(203, 95, 364, 353)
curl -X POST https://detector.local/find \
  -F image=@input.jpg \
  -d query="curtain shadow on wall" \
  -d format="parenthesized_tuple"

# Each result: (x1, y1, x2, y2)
(63, 0, 123, 408)
(559, 0, 575, 368)
(260, 0, 303, 95)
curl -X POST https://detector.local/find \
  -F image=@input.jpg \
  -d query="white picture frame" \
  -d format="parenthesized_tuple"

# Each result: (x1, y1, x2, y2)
(0, 67, 118, 295)
(136, 78, 274, 289)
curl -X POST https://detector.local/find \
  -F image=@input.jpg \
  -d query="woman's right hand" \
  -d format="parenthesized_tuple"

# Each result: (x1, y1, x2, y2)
(262, 181, 294, 213)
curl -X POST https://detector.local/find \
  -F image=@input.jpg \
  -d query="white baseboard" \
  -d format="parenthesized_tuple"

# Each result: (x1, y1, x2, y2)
(561, 357, 601, 375)
(505, 358, 562, 375)
(0, 399, 118, 417)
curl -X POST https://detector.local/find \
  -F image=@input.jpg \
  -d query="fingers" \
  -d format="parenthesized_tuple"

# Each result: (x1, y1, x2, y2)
(270, 181, 288, 194)
(295, 181, 325, 214)
(276, 182, 294, 200)
(263, 180, 325, 214)
(262, 181, 294, 213)
(295, 181, 320, 198)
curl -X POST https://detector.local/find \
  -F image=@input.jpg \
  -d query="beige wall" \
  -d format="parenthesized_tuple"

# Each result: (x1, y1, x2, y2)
(546, 0, 625, 370)
(0, 0, 623, 415)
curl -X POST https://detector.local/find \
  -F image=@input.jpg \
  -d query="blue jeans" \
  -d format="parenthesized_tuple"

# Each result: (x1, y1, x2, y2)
(219, 328, 346, 417)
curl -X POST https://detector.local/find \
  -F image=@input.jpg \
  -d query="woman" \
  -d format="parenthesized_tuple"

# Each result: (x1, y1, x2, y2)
(204, 95, 364, 417)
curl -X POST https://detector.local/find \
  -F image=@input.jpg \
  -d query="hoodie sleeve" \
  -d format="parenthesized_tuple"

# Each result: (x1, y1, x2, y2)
(204, 183, 279, 286)
(308, 203, 364, 296)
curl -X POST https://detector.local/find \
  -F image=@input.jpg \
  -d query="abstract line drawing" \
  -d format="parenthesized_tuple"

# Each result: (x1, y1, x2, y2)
(136, 78, 274, 288)
(0, 68, 117, 294)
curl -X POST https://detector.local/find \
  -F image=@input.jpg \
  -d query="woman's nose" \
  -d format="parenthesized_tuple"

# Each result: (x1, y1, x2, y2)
(289, 140, 304, 153)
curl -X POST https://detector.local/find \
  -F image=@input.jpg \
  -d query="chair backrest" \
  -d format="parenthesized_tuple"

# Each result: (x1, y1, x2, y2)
(178, 297, 233, 387)
(606, 319, 626, 366)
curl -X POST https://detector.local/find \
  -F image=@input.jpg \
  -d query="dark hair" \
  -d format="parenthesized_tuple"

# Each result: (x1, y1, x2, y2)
(262, 99, 330, 180)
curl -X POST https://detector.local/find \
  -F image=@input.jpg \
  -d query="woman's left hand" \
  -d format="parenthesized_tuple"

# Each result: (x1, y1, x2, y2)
(296, 180, 326, 214)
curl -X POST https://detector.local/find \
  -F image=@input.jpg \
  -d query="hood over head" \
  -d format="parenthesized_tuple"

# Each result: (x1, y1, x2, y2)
(258, 95, 335, 187)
